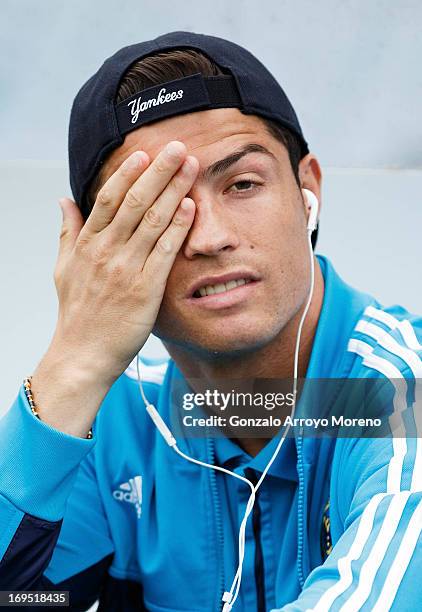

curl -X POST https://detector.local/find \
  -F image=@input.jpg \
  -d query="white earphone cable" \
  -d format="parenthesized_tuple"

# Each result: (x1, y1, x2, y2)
(221, 227, 315, 611)
(136, 194, 316, 611)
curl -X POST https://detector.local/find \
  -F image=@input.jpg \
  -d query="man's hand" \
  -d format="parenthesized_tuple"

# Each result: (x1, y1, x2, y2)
(31, 141, 198, 437)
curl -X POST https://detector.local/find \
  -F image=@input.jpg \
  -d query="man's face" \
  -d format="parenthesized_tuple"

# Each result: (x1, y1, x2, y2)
(101, 108, 319, 357)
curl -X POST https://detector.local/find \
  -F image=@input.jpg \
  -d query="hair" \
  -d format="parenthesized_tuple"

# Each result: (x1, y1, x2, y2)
(86, 48, 305, 214)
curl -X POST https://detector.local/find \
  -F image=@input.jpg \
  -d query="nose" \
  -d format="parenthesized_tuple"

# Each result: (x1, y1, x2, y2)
(183, 197, 240, 259)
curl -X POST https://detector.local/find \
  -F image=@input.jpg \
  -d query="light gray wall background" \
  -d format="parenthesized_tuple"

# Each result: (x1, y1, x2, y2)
(1, 0, 422, 415)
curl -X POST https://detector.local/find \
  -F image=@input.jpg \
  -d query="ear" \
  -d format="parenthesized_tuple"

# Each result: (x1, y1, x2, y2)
(298, 154, 322, 213)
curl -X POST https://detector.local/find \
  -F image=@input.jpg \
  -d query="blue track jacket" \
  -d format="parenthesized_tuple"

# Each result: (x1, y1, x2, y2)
(0, 255, 421, 611)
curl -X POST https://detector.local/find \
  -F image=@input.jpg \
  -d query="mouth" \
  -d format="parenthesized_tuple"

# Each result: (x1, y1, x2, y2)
(193, 277, 253, 298)
(187, 272, 260, 310)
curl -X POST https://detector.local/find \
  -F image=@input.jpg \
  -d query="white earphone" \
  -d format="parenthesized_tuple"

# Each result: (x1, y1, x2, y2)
(136, 188, 319, 611)
(303, 187, 319, 232)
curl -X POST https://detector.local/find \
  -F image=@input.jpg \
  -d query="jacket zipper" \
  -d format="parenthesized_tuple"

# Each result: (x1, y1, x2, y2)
(244, 468, 266, 612)
(296, 434, 306, 588)
(206, 436, 225, 611)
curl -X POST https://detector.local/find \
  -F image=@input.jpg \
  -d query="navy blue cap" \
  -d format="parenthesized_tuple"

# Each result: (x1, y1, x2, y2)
(68, 31, 309, 218)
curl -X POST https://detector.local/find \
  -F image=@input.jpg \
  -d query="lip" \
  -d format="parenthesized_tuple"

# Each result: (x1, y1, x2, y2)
(187, 271, 261, 299)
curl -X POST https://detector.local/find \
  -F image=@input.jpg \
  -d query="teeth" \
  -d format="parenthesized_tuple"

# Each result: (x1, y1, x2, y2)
(225, 280, 238, 290)
(196, 278, 251, 297)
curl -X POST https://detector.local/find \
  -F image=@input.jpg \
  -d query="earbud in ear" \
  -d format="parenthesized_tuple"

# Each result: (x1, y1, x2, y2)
(302, 188, 319, 232)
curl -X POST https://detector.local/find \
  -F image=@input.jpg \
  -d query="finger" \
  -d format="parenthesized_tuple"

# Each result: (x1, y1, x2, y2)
(141, 198, 196, 294)
(110, 141, 187, 241)
(121, 155, 199, 260)
(57, 197, 84, 260)
(82, 150, 150, 235)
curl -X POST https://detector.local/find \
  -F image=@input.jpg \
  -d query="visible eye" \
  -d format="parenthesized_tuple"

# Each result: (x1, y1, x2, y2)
(226, 180, 260, 193)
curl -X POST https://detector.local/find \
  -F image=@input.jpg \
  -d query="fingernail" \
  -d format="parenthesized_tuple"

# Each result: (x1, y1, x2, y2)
(165, 141, 185, 157)
(181, 198, 193, 211)
(181, 160, 193, 174)
(126, 151, 143, 169)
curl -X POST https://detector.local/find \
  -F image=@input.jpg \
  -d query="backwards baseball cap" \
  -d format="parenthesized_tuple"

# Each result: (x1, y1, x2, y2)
(69, 31, 309, 218)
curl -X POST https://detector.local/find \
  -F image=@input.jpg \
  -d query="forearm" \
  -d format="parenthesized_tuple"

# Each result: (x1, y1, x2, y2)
(0, 388, 111, 596)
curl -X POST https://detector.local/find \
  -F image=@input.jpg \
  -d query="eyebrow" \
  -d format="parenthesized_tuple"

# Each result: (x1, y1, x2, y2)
(199, 143, 277, 181)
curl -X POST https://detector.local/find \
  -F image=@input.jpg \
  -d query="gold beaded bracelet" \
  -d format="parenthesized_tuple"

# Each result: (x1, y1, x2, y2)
(23, 376, 93, 439)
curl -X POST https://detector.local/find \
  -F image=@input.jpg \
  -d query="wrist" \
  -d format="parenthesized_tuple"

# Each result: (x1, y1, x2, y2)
(24, 376, 93, 439)
(28, 344, 113, 439)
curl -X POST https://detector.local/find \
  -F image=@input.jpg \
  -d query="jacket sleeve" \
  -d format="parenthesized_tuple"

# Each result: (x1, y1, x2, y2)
(271, 435, 422, 612)
(0, 385, 115, 610)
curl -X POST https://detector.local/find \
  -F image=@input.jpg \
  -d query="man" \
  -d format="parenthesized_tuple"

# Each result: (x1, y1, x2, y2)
(0, 31, 420, 611)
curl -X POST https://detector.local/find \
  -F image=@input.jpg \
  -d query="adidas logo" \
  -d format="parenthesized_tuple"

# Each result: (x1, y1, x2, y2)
(112, 475, 142, 519)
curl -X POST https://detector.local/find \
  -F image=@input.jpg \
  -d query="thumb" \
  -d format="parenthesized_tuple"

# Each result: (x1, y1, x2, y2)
(58, 197, 84, 256)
